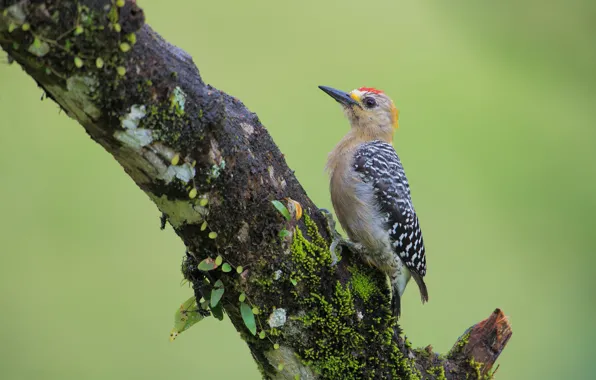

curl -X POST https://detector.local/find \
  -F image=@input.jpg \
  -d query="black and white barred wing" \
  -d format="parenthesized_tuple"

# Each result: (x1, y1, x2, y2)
(353, 141, 428, 285)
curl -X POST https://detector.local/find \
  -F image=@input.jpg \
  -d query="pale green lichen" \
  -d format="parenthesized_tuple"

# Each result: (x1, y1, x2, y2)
(240, 122, 255, 135)
(264, 345, 316, 380)
(208, 160, 225, 180)
(114, 128, 153, 149)
(27, 39, 50, 57)
(63, 76, 101, 120)
(268, 308, 287, 328)
(159, 162, 195, 184)
(115, 104, 153, 149)
(172, 86, 187, 112)
(273, 270, 283, 280)
(121, 105, 147, 129)
(3, 4, 26, 26)
(148, 194, 205, 228)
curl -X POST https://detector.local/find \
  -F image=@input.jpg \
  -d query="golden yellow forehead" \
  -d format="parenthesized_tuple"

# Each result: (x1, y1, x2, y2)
(349, 89, 366, 102)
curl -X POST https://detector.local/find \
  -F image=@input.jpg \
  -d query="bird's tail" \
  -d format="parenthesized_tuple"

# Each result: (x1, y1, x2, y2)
(411, 271, 429, 304)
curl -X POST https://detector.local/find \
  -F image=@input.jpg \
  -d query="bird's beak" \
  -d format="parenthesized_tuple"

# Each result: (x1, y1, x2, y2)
(319, 86, 361, 108)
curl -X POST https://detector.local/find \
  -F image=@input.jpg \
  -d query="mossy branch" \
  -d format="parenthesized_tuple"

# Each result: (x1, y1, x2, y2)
(0, 1, 512, 379)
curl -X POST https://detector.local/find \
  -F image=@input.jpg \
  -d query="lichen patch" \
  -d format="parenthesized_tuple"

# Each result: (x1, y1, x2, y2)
(121, 104, 147, 129)
(237, 221, 250, 243)
(60, 76, 101, 120)
(159, 162, 195, 184)
(148, 194, 205, 228)
(172, 86, 186, 111)
(241, 122, 255, 135)
(114, 128, 153, 149)
(268, 308, 287, 328)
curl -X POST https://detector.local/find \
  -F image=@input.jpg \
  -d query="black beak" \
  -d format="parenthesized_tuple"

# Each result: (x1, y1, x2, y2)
(319, 86, 361, 107)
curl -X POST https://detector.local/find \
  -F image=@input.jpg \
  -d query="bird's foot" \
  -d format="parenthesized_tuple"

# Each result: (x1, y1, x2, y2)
(332, 238, 366, 256)
(319, 208, 365, 257)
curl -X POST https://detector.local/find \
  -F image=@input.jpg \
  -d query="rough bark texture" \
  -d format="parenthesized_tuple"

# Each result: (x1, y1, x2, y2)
(0, 1, 512, 379)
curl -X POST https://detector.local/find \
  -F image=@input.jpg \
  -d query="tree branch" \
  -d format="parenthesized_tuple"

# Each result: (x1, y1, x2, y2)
(0, 1, 511, 379)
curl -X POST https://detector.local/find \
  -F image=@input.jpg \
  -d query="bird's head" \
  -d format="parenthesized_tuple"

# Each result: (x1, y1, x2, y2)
(319, 85, 399, 142)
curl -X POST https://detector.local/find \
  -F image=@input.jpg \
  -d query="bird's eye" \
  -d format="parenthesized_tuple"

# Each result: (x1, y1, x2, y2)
(363, 97, 377, 108)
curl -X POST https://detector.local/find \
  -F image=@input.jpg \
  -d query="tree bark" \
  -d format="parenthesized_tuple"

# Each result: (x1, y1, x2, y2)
(0, 1, 512, 379)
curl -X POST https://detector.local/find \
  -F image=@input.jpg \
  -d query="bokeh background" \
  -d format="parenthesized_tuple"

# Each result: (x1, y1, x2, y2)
(1, 0, 595, 379)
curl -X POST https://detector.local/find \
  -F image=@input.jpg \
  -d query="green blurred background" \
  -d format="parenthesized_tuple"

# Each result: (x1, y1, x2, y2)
(1, 0, 595, 379)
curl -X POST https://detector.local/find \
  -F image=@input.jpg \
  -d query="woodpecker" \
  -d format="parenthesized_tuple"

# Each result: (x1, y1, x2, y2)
(319, 85, 428, 317)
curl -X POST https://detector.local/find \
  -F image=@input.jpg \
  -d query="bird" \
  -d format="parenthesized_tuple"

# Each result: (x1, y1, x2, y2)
(319, 85, 428, 317)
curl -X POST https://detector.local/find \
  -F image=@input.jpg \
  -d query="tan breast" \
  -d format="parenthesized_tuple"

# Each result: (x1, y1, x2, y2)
(326, 136, 390, 253)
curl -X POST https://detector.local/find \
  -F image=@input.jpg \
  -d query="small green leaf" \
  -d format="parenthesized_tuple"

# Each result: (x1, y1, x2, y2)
(210, 303, 224, 321)
(27, 39, 50, 57)
(252, 307, 260, 315)
(215, 256, 223, 266)
(290, 278, 298, 286)
(200, 221, 208, 231)
(222, 263, 232, 273)
(208, 231, 218, 239)
(239, 292, 246, 302)
(278, 229, 291, 238)
(211, 280, 225, 307)
(236, 266, 244, 274)
(198, 258, 216, 271)
(274, 343, 280, 350)
(259, 331, 266, 339)
(119, 42, 131, 52)
(170, 296, 204, 341)
(240, 302, 257, 335)
(271, 200, 291, 221)
(278, 364, 284, 371)
(127, 33, 137, 44)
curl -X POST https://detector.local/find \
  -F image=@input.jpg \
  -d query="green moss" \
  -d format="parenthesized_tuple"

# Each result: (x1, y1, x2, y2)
(428, 365, 447, 380)
(287, 215, 419, 380)
(141, 101, 192, 148)
(468, 358, 484, 379)
(289, 215, 332, 287)
(348, 266, 378, 302)
(448, 331, 471, 359)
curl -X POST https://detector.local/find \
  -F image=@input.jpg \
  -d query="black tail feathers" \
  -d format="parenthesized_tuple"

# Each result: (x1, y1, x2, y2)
(411, 271, 429, 303)
(390, 272, 428, 318)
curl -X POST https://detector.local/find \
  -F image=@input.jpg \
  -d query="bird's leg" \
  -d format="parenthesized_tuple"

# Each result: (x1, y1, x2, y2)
(319, 208, 341, 240)
(319, 208, 366, 256)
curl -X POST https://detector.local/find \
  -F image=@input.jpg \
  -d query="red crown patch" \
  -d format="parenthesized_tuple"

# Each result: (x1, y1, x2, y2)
(358, 87, 384, 94)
